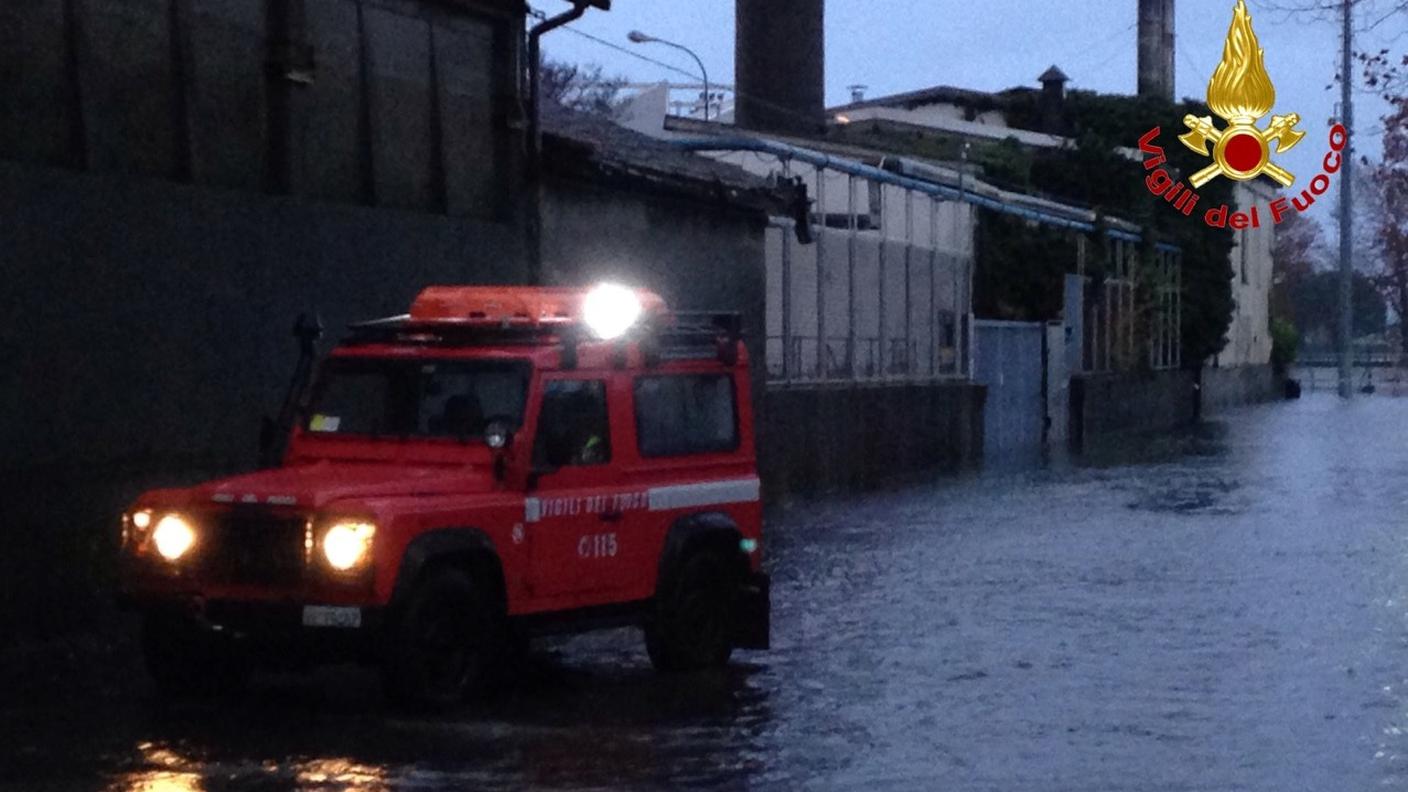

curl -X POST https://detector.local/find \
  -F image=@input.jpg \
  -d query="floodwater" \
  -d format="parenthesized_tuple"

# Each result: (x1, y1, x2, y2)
(6, 393, 1408, 791)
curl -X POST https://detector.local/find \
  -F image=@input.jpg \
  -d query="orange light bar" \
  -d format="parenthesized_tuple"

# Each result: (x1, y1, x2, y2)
(409, 285, 669, 328)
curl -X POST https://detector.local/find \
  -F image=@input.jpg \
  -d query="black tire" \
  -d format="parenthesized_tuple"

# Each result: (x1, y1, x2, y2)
(382, 568, 499, 711)
(645, 550, 736, 672)
(141, 613, 249, 699)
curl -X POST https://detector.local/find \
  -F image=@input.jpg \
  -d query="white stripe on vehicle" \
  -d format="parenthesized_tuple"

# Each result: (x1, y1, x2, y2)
(647, 478, 760, 512)
(522, 479, 759, 524)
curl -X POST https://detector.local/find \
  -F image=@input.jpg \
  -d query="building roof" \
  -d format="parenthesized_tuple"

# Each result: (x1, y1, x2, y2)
(827, 84, 1021, 115)
(1039, 65, 1069, 84)
(540, 102, 805, 221)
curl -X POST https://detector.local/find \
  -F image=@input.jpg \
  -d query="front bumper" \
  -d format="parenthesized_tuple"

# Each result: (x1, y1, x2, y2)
(734, 572, 771, 650)
(129, 594, 386, 665)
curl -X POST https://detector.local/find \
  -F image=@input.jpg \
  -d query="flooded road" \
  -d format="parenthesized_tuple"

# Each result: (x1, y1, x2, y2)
(6, 393, 1408, 790)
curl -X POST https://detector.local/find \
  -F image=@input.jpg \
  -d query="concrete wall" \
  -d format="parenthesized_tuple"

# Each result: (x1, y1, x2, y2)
(1069, 369, 1199, 447)
(764, 382, 985, 498)
(1216, 182, 1276, 369)
(0, 160, 525, 639)
(1201, 363, 1279, 411)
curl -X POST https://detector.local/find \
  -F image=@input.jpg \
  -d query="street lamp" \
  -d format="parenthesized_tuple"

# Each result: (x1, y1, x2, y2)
(627, 30, 711, 121)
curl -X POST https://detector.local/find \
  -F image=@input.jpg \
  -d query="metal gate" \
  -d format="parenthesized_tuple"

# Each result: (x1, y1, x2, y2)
(974, 320, 1046, 455)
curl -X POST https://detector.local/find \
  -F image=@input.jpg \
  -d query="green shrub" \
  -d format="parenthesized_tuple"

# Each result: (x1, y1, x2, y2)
(1270, 317, 1299, 374)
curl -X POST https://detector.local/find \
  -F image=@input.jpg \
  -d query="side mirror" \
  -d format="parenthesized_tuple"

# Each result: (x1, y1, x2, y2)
(484, 420, 514, 482)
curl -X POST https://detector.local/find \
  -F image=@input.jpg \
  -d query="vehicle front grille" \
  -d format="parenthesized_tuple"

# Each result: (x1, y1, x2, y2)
(198, 509, 307, 586)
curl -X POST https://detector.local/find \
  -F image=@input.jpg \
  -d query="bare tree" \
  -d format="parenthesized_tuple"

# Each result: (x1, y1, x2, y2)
(1252, 0, 1406, 30)
(1249, 1, 1407, 94)
(540, 59, 625, 117)
(1364, 103, 1408, 354)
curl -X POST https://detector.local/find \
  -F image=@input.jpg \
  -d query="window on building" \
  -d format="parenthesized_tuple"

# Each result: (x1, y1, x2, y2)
(634, 375, 739, 457)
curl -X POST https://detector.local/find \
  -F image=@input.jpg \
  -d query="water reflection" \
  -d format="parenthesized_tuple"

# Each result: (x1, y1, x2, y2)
(97, 645, 772, 791)
(110, 771, 204, 792)
(22, 395, 1408, 790)
(295, 758, 388, 790)
(106, 743, 204, 792)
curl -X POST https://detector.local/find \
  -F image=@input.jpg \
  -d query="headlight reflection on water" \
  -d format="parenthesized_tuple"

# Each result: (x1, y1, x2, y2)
(296, 758, 389, 790)
(106, 749, 389, 792)
(106, 744, 204, 792)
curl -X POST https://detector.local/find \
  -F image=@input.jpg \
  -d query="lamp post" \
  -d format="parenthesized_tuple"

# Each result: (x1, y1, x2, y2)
(627, 30, 710, 121)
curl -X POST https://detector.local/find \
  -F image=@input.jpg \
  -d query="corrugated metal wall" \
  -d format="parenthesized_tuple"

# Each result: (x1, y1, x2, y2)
(0, 0, 520, 218)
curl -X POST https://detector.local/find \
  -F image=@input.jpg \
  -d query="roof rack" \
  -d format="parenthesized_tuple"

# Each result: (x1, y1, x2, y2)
(343, 308, 744, 366)
(341, 284, 743, 363)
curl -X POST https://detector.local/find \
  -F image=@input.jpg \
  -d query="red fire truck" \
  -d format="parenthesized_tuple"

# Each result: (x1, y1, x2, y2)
(118, 284, 769, 709)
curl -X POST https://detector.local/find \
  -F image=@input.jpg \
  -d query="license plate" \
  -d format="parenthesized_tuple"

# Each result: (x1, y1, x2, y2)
(302, 605, 362, 629)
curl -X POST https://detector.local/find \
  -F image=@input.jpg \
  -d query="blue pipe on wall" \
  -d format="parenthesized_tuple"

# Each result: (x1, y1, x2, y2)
(669, 137, 1181, 254)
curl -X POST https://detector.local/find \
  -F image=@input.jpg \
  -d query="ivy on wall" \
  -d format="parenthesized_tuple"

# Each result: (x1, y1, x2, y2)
(1014, 91, 1237, 366)
(830, 90, 1237, 366)
(974, 211, 1075, 321)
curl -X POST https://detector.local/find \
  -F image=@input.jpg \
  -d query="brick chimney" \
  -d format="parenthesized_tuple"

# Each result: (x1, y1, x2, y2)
(735, 0, 825, 135)
(1137, 0, 1175, 101)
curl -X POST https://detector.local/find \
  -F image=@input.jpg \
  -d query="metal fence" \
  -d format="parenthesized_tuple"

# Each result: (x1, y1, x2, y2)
(1079, 236, 1181, 373)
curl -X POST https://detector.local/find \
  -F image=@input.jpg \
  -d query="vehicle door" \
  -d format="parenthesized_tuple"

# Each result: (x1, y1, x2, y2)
(525, 374, 628, 603)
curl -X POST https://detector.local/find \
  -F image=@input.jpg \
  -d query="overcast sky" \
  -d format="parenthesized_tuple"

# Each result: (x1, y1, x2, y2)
(543, 1, 1405, 230)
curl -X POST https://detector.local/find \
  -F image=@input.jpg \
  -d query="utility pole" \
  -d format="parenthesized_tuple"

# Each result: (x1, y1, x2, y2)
(1337, 0, 1355, 398)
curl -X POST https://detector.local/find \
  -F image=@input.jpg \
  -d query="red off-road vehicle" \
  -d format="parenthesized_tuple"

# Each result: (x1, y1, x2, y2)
(118, 284, 769, 708)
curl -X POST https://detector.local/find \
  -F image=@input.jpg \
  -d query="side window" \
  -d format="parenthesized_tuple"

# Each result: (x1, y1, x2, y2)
(532, 380, 611, 468)
(634, 375, 739, 457)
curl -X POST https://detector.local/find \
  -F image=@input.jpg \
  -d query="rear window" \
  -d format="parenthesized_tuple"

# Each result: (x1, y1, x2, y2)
(634, 374, 739, 457)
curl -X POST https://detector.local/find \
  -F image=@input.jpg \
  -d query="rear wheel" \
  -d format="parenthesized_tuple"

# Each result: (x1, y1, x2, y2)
(141, 613, 249, 699)
(645, 551, 736, 672)
(383, 568, 499, 711)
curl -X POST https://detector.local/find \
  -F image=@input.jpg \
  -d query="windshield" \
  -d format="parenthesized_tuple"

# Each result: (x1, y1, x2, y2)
(304, 358, 530, 440)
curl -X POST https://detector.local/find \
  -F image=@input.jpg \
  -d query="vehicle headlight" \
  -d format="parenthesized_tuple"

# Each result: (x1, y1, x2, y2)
(151, 514, 197, 561)
(131, 510, 153, 531)
(322, 521, 376, 572)
(122, 509, 154, 548)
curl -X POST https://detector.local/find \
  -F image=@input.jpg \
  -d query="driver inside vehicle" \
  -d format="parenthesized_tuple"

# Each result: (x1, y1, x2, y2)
(535, 382, 610, 467)
(439, 393, 483, 438)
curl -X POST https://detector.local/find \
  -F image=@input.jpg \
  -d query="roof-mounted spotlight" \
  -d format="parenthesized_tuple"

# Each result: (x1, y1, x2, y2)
(582, 283, 644, 341)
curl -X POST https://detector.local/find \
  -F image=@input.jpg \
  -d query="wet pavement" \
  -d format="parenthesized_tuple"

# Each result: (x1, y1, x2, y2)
(6, 393, 1408, 791)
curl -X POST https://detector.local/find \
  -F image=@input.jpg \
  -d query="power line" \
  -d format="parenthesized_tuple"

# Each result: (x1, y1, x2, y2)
(528, 3, 705, 82)
(546, 16, 830, 129)
(1063, 21, 1139, 75)
(558, 24, 704, 83)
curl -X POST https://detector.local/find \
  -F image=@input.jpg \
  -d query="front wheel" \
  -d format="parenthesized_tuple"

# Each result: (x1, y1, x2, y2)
(382, 569, 499, 711)
(645, 551, 736, 672)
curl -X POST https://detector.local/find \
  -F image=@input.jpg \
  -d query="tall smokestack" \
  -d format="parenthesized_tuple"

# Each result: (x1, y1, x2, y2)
(1137, 0, 1175, 101)
(735, 0, 825, 135)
